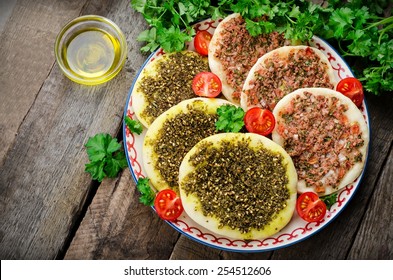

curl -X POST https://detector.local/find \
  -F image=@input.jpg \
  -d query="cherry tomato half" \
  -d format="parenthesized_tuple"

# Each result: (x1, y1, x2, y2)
(244, 107, 275, 136)
(194, 30, 212, 56)
(336, 77, 364, 107)
(154, 189, 184, 221)
(296, 192, 327, 223)
(192, 72, 222, 98)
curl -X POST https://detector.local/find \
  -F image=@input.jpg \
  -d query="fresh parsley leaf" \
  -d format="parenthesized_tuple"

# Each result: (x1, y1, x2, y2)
(130, 0, 146, 14)
(136, 177, 156, 206)
(321, 193, 338, 210)
(84, 133, 127, 182)
(125, 116, 144, 135)
(137, 28, 160, 53)
(85, 160, 106, 182)
(328, 7, 355, 39)
(211, 6, 227, 20)
(215, 105, 245, 132)
(245, 18, 275, 36)
(105, 152, 128, 178)
(347, 32, 372, 57)
(157, 25, 192, 52)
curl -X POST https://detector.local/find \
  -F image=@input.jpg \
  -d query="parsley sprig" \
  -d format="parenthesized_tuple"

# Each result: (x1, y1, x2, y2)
(131, 0, 392, 95)
(125, 116, 144, 135)
(215, 105, 245, 132)
(136, 177, 156, 206)
(321, 193, 338, 211)
(85, 133, 128, 182)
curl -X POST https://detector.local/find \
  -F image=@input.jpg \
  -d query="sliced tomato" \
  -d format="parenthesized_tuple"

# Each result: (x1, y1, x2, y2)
(154, 189, 183, 221)
(194, 30, 212, 56)
(296, 192, 327, 223)
(336, 77, 364, 107)
(244, 107, 275, 136)
(192, 72, 222, 98)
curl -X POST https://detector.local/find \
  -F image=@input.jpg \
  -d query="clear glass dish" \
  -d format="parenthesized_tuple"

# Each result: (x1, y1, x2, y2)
(55, 15, 127, 85)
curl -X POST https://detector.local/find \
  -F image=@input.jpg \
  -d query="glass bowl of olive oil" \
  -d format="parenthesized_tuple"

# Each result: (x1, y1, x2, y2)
(55, 15, 127, 85)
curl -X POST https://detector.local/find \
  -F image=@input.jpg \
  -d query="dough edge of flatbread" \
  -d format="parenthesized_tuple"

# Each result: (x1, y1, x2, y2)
(142, 97, 233, 192)
(132, 51, 208, 128)
(178, 132, 298, 240)
(208, 13, 243, 104)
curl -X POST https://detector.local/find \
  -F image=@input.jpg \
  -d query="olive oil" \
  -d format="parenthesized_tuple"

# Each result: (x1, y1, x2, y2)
(62, 28, 122, 82)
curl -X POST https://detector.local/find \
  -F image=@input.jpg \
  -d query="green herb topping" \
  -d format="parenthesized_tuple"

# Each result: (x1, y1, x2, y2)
(149, 104, 218, 191)
(183, 138, 290, 233)
(139, 52, 208, 125)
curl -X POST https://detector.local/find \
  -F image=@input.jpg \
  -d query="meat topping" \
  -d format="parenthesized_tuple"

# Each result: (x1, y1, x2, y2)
(245, 47, 335, 110)
(277, 91, 364, 193)
(214, 15, 289, 101)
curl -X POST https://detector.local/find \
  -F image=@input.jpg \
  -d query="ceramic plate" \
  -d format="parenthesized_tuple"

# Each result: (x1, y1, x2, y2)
(123, 18, 370, 252)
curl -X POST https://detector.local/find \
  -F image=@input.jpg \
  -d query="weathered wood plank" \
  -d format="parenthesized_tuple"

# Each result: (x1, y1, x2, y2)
(0, 0, 17, 33)
(0, 0, 146, 259)
(64, 170, 180, 259)
(347, 143, 393, 259)
(0, 0, 86, 167)
(169, 235, 221, 260)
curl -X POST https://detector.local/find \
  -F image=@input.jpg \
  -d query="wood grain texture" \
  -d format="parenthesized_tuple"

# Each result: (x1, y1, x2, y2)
(0, 0, 147, 259)
(169, 235, 221, 260)
(64, 170, 180, 260)
(0, 0, 85, 167)
(346, 94, 393, 259)
(347, 144, 392, 259)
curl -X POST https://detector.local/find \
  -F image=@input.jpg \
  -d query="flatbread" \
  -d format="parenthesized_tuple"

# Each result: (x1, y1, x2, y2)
(143, 97, 233, 192)
(272, 88, 369, 196)
(179, 133, 297, 239)
(132, 50, 208, 127)
(241, 46, 337, 111)
(208, 13, 290, 104)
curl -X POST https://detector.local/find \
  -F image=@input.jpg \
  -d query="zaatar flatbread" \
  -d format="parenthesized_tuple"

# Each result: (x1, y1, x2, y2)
(132, 50, 208, 127)
(178, 133, 297, 239)
(272, 88, 369, 196)
(143, 97, 233, 192)
(208, 13, 290, 104)
(241, 46, 337, 111)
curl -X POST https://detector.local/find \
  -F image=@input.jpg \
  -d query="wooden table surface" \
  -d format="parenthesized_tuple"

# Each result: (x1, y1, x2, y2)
(0, 0, 392, 260)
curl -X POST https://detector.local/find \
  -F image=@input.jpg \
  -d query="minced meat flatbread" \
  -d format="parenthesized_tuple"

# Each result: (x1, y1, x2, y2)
(272, 88, 369, 196)
(178, 133, 297, 239)
(208, 13, 290, 104)
(132, 51, 208, 127)
(143, 98, 233, 192)
(241, 46, 337, 111)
